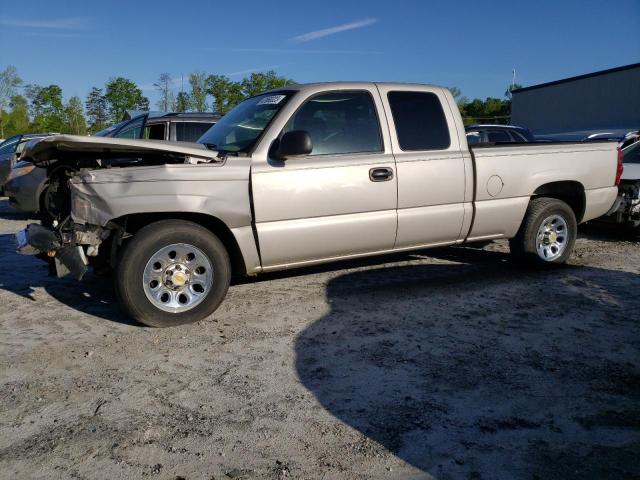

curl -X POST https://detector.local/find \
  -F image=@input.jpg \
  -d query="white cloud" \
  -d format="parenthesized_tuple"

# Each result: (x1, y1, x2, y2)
(290, 18, 377, 43)
(0, 17, 89, 30)
(205, 47, 383, 55)
(226, 65, 283, 77)
(22, 32, 92, 38)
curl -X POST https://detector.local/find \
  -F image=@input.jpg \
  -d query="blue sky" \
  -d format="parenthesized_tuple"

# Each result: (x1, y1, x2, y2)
(1, 0, 638, 108)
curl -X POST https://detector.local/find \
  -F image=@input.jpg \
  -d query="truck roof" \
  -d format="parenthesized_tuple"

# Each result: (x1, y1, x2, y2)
(267, 81, 445, 94)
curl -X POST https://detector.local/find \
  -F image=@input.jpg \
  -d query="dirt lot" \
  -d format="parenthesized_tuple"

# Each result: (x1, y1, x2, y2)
(0, 197, 639, 480)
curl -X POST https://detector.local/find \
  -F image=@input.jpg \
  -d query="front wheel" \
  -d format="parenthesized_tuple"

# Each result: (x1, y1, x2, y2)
(509, 197, 577, 265)
(115, 220, 231, 327)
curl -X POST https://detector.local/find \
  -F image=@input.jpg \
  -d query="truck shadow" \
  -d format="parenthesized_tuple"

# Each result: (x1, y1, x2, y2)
(294, 248, 640, 479)
(0, 197, 35, 221)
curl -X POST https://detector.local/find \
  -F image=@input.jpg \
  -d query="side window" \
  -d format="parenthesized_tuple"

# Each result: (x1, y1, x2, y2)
(144, 123, 166, 140)
(283, 90, 382, 156)
(176, 122, 214, 142)
(115, 116, 145, 139)
(487, 130, 512, 143)
(387, 91, 450, 150)
(508, 130, 528, 142)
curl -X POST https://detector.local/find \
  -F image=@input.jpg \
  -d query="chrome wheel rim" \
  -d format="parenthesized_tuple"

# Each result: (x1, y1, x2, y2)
(143, 243, 213, 313)
(536, 214, 569, 261)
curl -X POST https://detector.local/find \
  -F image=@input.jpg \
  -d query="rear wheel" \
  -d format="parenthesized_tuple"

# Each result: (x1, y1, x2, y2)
(115, 220, 231, 327)
(510, 197, 577, 265)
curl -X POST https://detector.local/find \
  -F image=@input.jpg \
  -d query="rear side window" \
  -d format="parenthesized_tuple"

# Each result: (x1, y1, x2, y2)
(387, 91, 450, 150)
(176, 122, 215, 142)
(487, 130, 512, 143)
(144, 123, 166, 140)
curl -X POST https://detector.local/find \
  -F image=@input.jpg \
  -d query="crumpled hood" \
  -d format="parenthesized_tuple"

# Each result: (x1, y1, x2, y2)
(70, 159, 252, 229)
(21, 134, 221, 165)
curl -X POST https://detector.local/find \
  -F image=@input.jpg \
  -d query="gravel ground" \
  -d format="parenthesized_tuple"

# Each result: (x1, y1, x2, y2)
(0, 197, 639, 480)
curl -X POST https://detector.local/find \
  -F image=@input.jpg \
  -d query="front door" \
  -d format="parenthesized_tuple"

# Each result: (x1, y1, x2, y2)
(251, 88, 398, 268)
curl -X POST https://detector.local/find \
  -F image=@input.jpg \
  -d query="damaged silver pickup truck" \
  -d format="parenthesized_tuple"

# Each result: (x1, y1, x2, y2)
(17, 82, 622, 327)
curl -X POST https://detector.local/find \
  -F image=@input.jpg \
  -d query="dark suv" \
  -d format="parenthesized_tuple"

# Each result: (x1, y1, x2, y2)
(96, 112, 221, 142)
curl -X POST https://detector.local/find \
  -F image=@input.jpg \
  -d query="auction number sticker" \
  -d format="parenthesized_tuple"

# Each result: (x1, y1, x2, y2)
(257, 95, 286, 105)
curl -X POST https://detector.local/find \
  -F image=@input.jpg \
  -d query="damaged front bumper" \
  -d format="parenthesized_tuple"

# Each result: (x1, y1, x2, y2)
(16, 223, 94, 280)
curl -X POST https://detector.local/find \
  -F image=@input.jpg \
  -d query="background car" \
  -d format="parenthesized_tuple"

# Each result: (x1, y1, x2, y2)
(0, 133, 57, 194)
(4, 112, 220, 216)
(464, 124, 535, 145)
(581, 131, 639, 144)
(598, 134, 640, 230)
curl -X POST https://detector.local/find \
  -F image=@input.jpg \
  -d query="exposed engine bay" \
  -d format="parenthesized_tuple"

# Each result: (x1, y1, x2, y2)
(17, 134, 225, 280)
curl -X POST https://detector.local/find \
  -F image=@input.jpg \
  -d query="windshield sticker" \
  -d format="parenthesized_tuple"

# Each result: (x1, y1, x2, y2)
(257, 94, 286, 105)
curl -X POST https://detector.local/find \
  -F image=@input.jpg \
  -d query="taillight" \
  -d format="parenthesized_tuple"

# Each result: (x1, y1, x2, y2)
(615, 148, 624, 186)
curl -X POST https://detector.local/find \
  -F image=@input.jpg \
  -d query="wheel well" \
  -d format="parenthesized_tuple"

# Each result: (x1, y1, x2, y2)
(117, 212, 247, 277)
(532, 181, 586, 222)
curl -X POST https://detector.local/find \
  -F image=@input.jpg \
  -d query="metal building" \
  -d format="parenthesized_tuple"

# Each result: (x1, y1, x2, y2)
(511, 63, 640, 139)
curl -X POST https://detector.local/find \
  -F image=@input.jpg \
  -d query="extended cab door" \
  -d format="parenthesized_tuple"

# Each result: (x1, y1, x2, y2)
(377, 85, 470, 248)
(250, 87, 397, 269)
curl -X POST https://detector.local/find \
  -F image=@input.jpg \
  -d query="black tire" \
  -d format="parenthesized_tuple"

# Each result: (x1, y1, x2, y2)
(509, 197, 577, 266)
(115, 219, 231, 327)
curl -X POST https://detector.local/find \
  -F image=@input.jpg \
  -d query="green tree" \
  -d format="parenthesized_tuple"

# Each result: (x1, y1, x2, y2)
(206, 70, 294, 114)
(64, 96, 87, 135)
(2, 94, 29, 137)
(206, 75, 244, 114)
(25, 84, 66, 132)
(85, 87, 109, 133)
(463, 97, 511, 125)
(104, 77, 149, 122)
(240, 70, 295, 97)
(188, 71, 208, 112)
(0, 65, 23, 138)
(154, 73, 175, 111)
(174, 91, 191, 113)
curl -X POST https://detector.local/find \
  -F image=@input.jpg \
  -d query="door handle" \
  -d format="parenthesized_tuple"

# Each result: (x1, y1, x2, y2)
(369, 167, 394, 182)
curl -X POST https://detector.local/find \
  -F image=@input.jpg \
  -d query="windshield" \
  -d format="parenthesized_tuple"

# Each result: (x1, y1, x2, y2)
(623, 141, 640, 164)
(93, 120, 128, 137)
(197, 92, 293, 153)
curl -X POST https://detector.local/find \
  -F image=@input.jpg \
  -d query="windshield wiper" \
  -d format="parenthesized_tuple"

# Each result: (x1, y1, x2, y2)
(203, 143, 218, 150)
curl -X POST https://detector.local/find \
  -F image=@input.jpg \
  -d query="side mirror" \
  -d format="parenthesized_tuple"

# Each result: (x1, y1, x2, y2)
(274, 130, 312, 159)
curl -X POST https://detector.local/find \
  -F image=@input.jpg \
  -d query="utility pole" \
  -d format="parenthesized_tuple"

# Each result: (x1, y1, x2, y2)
(512, 69, 516, 90)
